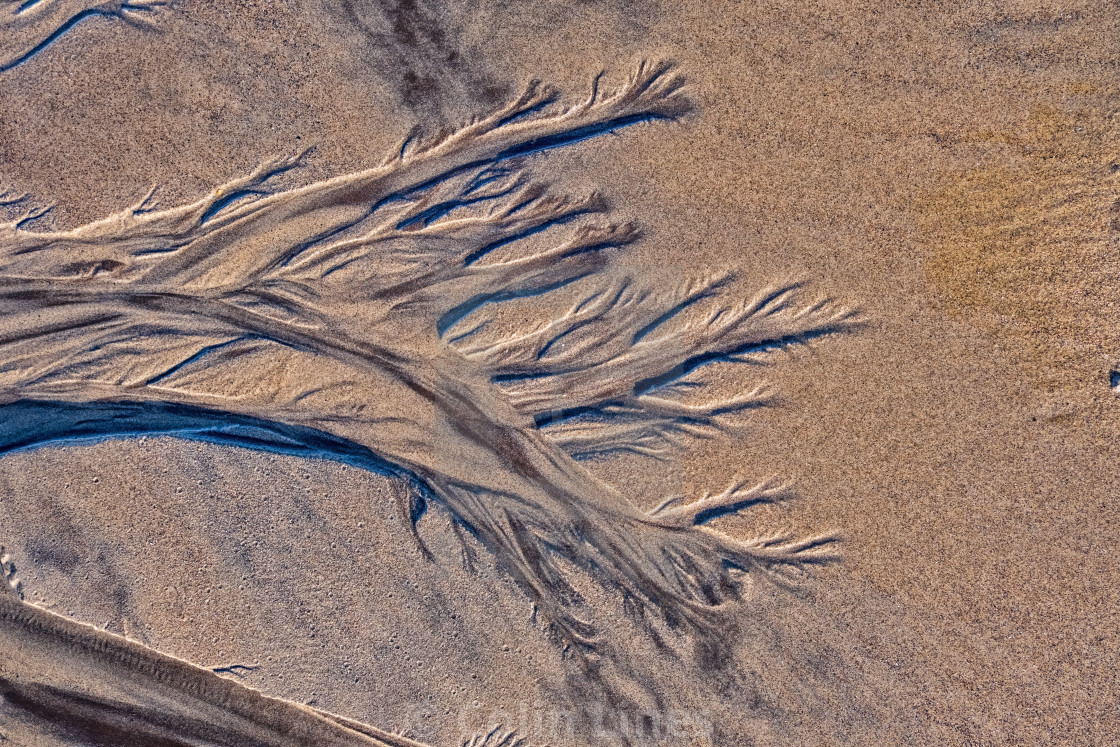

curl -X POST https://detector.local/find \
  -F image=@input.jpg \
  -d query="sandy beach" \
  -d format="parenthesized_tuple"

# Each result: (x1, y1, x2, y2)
(0, 1, 1116, 744)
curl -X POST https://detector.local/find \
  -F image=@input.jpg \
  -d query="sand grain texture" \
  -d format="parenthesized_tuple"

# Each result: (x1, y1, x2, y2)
(1, 1, 1117, 745)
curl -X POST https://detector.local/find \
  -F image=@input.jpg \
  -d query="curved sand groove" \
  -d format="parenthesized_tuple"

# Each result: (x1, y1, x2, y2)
(0, 62, 853, 649)
(0, 0, 166, 73)
(0, 592, 453, 746)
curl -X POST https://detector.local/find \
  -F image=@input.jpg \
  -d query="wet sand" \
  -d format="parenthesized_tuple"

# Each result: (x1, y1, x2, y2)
(1, 1, 1117, 745)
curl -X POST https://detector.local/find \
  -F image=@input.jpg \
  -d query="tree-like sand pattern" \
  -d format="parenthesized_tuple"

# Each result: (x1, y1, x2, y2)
(0, 63, 852, 651)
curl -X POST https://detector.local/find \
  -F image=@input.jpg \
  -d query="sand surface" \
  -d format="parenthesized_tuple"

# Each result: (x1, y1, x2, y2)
(0, 1, 1117, 745)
